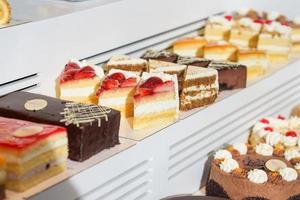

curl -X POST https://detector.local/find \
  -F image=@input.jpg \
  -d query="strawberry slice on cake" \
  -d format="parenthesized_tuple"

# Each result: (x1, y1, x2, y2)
(58, 59, 104, 104)
(97, 69, 140, 118)
(133, 72, 179, 130)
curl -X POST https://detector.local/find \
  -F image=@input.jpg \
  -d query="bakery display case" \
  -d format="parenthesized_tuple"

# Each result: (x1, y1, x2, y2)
(1, 0, 300, 199)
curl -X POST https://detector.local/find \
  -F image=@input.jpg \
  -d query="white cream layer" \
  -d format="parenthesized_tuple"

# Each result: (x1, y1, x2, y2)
(135, 100, 177, 116)
(60, 86, 95, 97)
(99, 96, 129, 106)
(185, 90, 217, 101)
(186, 67, 218, 80)
(257, 45, 291, 52)
(150, 65, 186, 73)
(184, 84, 217, 92)
(3, 138, 68, 164)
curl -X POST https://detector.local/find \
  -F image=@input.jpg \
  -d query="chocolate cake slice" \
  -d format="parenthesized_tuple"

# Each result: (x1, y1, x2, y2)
(0, 91, 121, 162)
(208, 61, 247, 91)
(141, 49, 178, 63)
(177, 56, 211, 68)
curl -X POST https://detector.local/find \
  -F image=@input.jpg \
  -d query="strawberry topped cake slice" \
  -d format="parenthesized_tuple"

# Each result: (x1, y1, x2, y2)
(97, 69, 140, 118)
(58, 59, 104, 104)
(133, 72, 179, 130)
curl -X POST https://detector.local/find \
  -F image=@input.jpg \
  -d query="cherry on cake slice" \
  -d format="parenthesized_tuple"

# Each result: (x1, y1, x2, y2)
(58, 59, 104, 104)
(0, 117, 68, 192)
(105, 55, 148, 76)
(97, 69, 140, 118)
(133, 72, 179, 130)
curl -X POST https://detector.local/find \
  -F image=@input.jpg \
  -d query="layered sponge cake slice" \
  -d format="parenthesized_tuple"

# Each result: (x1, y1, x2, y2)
(180, 66, 219, 111)
(0, 117, 68, 192)
(58, 59, 104, 104)
(133, 73, 179, 130)
(97, 69, 140, 118)
(204, 15, 233, 41)
(172, 37, 207, 57)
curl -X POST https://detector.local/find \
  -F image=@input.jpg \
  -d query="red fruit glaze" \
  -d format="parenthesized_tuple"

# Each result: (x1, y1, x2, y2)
(264, 127, 273, 132)
(141, 77, 163, 89)
(153, 80, 174, 93)
(73, 66, 96, 80)
(0, 117, 66, 150)
(110, 72, 126, 83)
(138, 88, 153, 97)
(64, 62, 80, 72)
(281, 21, 290, 26)
(254, 19, 264, 24)
(224, 15, 232, 21)
(120, 77, 137, 88)
(277, 115, 285, 120)
(102, 79, 119, 90)
(265, 20, 272, 25)
(259, 119, 270, 124)
(286, 131, 297, 137)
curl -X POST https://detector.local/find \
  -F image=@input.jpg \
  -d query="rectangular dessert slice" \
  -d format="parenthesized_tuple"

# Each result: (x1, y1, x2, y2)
(0, 117, 68, 192)
(204, 15, 233, 41)
(204, 41, 238, 62)
(291, 17, 300, 55)
(57, 59, 104, 104)
(133, 73, 179, 130)
(172, 37, 207, 57)
(97, 69, 140, 118)
(176, 56, 211, 68)
(141, 49, 178, 63)
(0, 91, 121, 162)
(257, 22, 292, 63)
(208, 61, 247, 90)
(238, 49, 268, 82)
(105, 55, 148, 75)
(0, 157, 5, 199)
(229, 17, 262, 48)
(180, 66, 218, 111)
(148, 59, 187, 91)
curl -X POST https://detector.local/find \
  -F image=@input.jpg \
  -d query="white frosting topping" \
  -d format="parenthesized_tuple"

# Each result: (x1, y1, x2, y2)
(208, 16, 233, 28)
(247, 169, 268, 184)
(214, 149, 232, 160)
(239, 17, 261, 31)
(232, 143, 247, 155)
(257, 128, 272, 138)
(279, 167, 298, 182)
(255, 143, 273, 156)
(81, 60, 104, 78)
(237, 8, 250, 16)
(267, 11, 280, 20)
(284, 148, 300, 161)
(252, 122, 268, 134)
(295, 162, 300, 170)
(265, 22, 292, 36)
(293, 16, 300, 25)
(265, 132, 282, 146)
(283, 135, 298, 147)
(266, 117, 289, 129)
(69, 58, 83, 67)
(219, 158, 239, 173)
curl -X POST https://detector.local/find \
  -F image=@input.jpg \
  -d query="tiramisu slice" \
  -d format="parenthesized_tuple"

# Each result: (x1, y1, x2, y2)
(229, 17, 262, 48)
(176, 56, 211, 68)
(204, 15, 233, 41)
(238, 49, 268, 82)
(97, 69, 140, 118)
(148, 59, 187, 91)
(0, 117, 68, 192)
(180, 66, 218, 111)
(105, 55, 148, 75)
(141, 49, 178, 63)
(204, 41, 238, 62)
(257, 21, 292, 63)
(58, 59, 104, 104)
(208, 61, 247, 90)
(172, 37, 207, 57)
(133, 72, 179, 130)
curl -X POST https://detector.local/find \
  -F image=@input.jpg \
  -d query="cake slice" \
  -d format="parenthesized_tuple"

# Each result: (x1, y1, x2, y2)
(229, 17, 262, 48)
(105, 55, 148, 75)
(291, 17, 300, 55)
(0, 91, 121, 162)
(58, 59, 104, 104)
(148, 59, 187, 91)
(133, 72, 179, 130)
(0, 156, 5, 199)
(204, 41, 238, 62)
(97, 69, 140, 118)
(176, 56, 211, 68)
(208, 61, 247, 90)
(141, 49, 178, 63)
(0, 117, 68, 192)
(172, 37, 207, 57)
(204, 15, 233, 41)
(238, 49, 268, 82)
(257, 21, 292, 63)
(180, 66, 218, 111)
(0, 0, 11, 25)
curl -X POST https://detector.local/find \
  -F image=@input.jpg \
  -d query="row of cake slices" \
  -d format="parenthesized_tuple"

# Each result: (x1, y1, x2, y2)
(0, 90, 122, 193)
(57, 55, 248, 130)
(207, 114, 300, 199)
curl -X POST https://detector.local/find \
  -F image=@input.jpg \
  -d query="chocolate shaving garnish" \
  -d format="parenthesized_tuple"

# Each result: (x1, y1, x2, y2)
(290, 157, 300, 165)
(60, 102, 111, 127)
